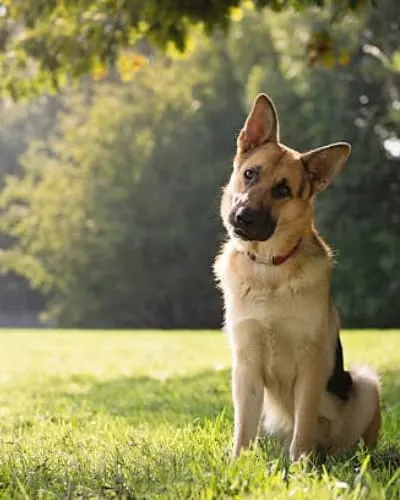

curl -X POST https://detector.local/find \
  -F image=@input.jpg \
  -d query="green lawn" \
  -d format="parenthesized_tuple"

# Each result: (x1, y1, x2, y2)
(0, 330, 399, 499)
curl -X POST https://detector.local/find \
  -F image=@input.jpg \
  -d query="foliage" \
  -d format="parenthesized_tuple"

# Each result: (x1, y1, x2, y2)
(0, 95, 60, 322)
(0, 1, 399, 327)
(0, 39, 244, 327)
(0, 329, 399, 497)
(0, 0, 370, 98)
(312, 0, 400, 327)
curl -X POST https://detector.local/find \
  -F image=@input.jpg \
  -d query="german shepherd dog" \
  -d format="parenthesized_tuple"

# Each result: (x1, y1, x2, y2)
(214, 94, 381, 460)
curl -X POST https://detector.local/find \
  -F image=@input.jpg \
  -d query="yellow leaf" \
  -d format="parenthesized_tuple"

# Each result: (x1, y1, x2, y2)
(166, 32, 197, 60)
(322, 53, 335, 69)
(230, 7, 244, 22)
(242, 0, 255, 10)
(92, 59, 108, 81)
(117, 53, 148, 81)
(392, 51, 400, 72)
(339, 50, 350, 66)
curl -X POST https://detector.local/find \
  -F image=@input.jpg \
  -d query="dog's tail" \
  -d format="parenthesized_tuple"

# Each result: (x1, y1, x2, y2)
(343, 365, 381, 449)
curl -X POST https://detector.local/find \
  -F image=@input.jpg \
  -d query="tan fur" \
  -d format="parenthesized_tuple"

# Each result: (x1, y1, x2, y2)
(214, 93, 381, 460)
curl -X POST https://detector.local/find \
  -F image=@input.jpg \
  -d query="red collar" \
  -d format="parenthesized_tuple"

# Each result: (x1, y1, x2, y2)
(247, 239, 302, 266)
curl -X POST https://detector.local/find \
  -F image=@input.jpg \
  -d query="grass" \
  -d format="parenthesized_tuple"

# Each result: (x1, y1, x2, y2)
(0, 329, 399, 499)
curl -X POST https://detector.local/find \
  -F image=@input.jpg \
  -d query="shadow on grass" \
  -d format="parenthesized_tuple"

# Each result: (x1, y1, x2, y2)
(370, 368, 400, 473)
(60, 367, 399, 470)
(63, 368, 232, 427)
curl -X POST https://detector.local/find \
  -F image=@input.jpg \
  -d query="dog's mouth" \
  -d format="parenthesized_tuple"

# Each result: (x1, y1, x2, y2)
(233, 227, 249, 239)
(232, 225, 276, 241)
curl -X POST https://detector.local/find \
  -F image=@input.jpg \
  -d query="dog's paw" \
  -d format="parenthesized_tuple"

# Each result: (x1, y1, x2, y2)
(289, 439, 312, 462)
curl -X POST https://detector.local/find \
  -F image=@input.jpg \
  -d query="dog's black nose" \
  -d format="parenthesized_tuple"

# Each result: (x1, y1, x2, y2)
(235, 207, 254, 227)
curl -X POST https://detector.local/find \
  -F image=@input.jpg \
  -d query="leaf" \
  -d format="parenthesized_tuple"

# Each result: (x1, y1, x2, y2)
(117, 52, 148, 81)
(230, 7, 244, 22)
(391, 51, 400, 72)
(338, 49, 350, 66)
(91, 58, 108, 81)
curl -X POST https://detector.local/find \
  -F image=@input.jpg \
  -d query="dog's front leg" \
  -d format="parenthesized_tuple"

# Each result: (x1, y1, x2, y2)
(290, 349, 324, 461)
(230, 320, 264, 458)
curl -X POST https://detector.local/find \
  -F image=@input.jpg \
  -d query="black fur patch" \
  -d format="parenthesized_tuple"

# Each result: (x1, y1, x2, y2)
(326, 336, 353, 401)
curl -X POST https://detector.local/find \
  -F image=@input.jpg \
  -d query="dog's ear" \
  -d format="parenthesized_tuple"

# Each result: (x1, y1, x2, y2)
(301, 142, 351, 193)
(237, 94, 279, 154)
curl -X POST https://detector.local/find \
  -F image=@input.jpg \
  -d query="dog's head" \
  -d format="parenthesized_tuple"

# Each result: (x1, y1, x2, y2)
(221, 94, 351, 245)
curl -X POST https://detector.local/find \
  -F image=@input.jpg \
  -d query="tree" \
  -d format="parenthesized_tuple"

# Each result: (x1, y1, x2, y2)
(318, 0, 400, 327)
(0, 0, 398, 328)
(0, 35, 244, 327)
(0, 0, 370, 98)
(0, 94, 59, 324)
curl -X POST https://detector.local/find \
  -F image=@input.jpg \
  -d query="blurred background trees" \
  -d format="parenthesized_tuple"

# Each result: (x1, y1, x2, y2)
(0, 0, 398, 328)
(0, 0, 368, 97)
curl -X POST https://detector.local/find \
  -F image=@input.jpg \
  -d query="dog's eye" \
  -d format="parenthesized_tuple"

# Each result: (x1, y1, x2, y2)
(271, 179, 292, 199)
(244, 168, 256, 181)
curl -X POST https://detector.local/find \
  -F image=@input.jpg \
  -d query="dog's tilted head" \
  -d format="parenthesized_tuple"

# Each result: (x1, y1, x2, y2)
(221, 94, 351, 246)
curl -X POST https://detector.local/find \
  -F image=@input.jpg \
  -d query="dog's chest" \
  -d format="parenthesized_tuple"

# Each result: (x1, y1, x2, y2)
(260, 324, 316, 389)
(225, 273, 322, 342)
(225, 269, 326, 382)
(217, 246, 329, 369)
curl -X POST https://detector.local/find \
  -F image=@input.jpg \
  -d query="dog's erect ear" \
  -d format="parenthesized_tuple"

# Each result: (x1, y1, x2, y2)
(301, 142, 351, 193)
(237, 94, 279, 154)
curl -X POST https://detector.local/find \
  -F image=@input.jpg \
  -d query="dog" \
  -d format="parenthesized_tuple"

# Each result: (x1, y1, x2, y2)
(214, 93, 381, 461)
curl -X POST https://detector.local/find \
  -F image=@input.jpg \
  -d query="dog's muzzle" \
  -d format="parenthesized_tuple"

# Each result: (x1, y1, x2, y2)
(230, 206, 277, 241)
